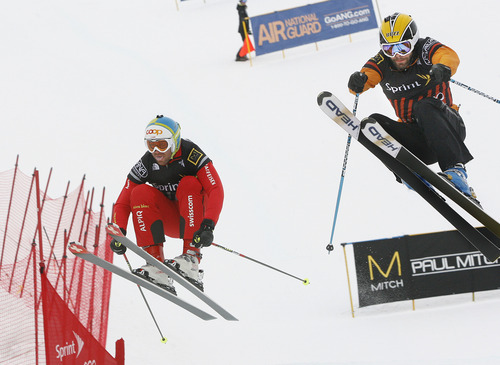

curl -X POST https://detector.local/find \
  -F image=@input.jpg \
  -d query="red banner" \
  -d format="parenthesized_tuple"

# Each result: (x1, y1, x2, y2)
(42, 273, 120, 365)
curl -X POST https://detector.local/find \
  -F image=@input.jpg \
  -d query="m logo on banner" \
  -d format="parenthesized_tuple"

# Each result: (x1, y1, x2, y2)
(368, 251, 402, 280)
(354, 243, 411, 307)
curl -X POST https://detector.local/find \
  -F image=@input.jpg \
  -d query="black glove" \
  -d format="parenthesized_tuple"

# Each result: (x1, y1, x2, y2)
(110, 239, 126, 254)
(110, 227, 127, 255)
(429, 63, 451, 83)
(348, 71, 368, 93)
(193, 219, 215, 248)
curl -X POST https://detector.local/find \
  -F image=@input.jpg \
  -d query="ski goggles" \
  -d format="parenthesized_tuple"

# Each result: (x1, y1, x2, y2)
(381, 40, 413, 58)
(145, 138, 173, 153)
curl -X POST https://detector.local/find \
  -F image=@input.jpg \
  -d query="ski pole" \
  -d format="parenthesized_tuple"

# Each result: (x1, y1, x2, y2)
(326, 93, 359, 254)
(450, 79, 500, 104)
(122, 253, 168, 344)
(211, 243, 310, 285)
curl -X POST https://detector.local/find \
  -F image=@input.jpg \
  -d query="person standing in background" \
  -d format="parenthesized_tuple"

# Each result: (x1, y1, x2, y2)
(236, 0, 251, 61)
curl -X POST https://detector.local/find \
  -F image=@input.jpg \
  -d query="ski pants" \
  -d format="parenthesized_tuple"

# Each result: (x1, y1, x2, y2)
(369, 97, 473, 171)
(129, 176, 205, 262)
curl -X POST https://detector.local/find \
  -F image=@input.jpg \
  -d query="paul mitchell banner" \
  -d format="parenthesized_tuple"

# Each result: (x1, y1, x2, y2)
(352, 228, 500, 307)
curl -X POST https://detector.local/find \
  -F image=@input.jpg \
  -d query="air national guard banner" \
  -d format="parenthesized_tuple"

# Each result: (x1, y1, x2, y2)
(250, 0, 378, 56)
(352, 228, 500, 307)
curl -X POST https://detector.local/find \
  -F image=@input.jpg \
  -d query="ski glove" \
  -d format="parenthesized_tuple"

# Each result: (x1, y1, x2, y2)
(193, 219, 215, 248)
(429, 63, 451, 83)
(348, 71, 368, 93)
(110, 228, 127, 255)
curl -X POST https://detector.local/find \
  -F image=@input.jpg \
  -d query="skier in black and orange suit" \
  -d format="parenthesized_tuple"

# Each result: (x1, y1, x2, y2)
(110, 115, 223, 292)
(348, 12, 477, 199)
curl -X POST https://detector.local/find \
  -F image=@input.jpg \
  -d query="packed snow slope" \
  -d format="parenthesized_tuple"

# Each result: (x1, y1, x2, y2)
(2, 0, 500, 364)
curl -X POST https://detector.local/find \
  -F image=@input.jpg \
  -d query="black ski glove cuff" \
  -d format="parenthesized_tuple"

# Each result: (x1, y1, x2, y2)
(110, 239, 126, 255)
(348, 71, 368, 94)
(109, 227, 127, 255)
(429, 63, 451, 83)
(193, 219, 215, 248)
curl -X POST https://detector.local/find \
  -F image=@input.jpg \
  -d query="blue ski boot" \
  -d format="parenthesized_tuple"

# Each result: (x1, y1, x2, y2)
(439, 164, 481, 208)
(439, 164, 476, 198)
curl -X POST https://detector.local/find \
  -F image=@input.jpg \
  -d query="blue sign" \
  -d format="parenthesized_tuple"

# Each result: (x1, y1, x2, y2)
(251, 0, 378, 56)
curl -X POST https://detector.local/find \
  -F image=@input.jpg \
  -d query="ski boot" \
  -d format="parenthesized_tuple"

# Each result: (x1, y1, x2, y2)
(133, 263, 176, 295)
(438, 163, 481, 207)
(165, 253, 204, 292)
(235, 55, 248, 62)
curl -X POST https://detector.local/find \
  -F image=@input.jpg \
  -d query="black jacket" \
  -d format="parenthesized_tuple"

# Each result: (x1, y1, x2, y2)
(237, 4, 250, 37)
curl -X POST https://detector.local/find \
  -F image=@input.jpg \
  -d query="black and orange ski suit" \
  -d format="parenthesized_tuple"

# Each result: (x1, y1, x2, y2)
(351, 37, 473, 171)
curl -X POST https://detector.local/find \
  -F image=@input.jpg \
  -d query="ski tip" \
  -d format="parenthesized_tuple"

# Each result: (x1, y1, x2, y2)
(68, 242, 89, 254)
(317, 91, 332, 106)
(106, 223, 124, 237)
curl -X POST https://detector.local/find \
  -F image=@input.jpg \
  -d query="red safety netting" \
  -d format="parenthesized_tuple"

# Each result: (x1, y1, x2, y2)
(0, 161, 114, 364)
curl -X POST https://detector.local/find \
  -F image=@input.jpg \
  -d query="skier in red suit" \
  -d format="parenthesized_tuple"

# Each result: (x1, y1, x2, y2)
(110, 115, 223, 292)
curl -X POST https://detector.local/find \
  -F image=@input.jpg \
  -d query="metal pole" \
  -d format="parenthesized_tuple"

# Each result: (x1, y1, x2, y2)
(123, 254, 167, 343)
(212, 243, 310, 285)
(451, 78, 500, 104)
(326, 94, 359, 253)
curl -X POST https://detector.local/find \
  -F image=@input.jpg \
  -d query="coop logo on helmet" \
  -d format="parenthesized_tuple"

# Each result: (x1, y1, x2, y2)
(144, 115, 181, 154)
(146, 129, 164, 137)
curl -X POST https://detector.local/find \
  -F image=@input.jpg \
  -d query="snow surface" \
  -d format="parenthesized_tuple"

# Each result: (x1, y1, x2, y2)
(2, 0, 500, 364)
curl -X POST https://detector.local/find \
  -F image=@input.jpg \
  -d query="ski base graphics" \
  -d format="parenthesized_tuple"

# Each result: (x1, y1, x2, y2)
(317, 91, 500, 262)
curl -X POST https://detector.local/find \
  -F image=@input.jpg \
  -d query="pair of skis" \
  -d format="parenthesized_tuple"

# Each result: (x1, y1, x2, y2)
(69, 225, 238, 321)
(70, 92, 500, 321)
(317, 92, 500, 262)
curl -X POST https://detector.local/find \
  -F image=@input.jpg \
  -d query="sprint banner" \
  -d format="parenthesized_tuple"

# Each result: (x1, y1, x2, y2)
(352, 228, 500, 307)
(42, 274, 120, 364)
(250, 0, 378, 56)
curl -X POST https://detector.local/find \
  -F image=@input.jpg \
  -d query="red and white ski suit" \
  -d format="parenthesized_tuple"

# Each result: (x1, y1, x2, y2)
(112, 139, 223, 262)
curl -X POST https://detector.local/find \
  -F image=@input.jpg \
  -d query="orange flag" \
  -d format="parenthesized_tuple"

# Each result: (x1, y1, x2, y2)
(239, 36, 255, 57)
